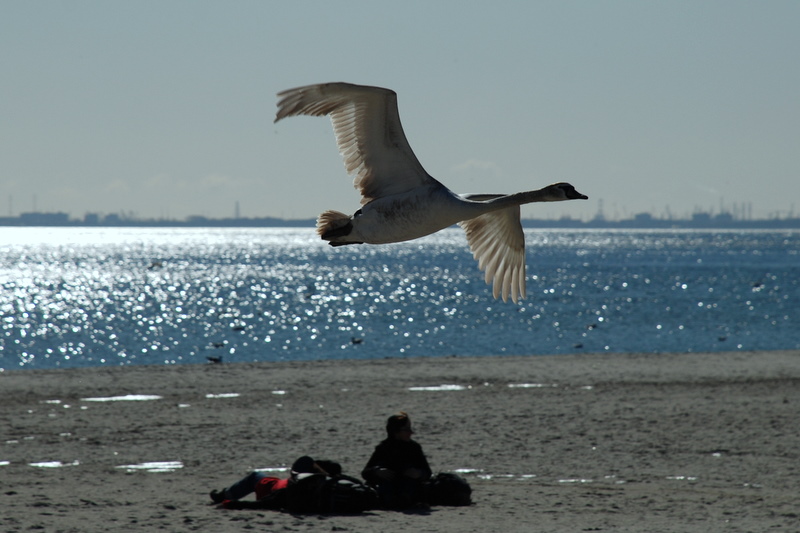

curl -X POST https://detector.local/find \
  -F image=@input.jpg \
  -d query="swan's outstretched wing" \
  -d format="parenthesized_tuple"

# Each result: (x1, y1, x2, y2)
(275, 82, 434, 204)
(458, 195, 526, 303)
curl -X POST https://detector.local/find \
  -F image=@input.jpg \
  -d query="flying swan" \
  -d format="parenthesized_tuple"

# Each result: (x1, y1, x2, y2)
(274, 82, 587, 303)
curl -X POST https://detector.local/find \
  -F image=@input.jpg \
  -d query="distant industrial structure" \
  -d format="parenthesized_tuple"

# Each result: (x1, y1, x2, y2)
(1, 210, 799, 229)
(519, 211, 800, 229)
(0, 211, 316, 228)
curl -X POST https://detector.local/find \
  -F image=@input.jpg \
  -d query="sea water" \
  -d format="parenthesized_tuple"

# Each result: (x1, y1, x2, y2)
(1, 227, 797, 370)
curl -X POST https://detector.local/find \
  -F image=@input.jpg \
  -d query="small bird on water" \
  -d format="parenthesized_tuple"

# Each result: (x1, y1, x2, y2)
(275, 82, 588, 303)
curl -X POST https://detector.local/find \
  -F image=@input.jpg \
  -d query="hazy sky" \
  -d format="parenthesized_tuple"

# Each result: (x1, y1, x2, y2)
(2, 1, 798, 221)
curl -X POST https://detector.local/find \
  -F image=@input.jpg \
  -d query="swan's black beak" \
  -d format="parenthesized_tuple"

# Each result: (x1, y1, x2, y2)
(567, 186, 588, 200)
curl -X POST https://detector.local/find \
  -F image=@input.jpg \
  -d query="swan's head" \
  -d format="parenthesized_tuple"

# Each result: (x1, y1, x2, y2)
(548, 182, 588, 201)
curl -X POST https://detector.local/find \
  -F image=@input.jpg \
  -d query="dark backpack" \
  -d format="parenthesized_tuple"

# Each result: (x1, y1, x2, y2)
(284, 474, 379, 514)
(423, 472, 472, 506)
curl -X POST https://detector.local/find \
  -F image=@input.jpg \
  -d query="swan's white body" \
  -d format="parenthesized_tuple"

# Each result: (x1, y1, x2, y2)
(275, 82, 587, 303)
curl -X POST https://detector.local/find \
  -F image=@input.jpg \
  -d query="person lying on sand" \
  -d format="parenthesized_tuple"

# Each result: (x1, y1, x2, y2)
(209, 456, 379, 514)
(209, 455, 338, 504)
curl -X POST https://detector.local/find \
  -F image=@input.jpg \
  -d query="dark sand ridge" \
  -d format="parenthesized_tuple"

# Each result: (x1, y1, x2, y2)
(2, 350, 799, 532)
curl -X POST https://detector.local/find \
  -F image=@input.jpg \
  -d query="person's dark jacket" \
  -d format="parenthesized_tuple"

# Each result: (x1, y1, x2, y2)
(361, 438, 432, 485)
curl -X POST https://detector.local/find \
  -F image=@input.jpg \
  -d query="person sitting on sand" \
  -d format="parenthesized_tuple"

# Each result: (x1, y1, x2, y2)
(209, 455, 339, 505)
(362, 411, 432, 509)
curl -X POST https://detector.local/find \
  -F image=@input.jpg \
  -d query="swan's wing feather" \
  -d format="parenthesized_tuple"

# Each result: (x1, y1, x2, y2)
(458, 200, 526, 303)
(275, 82, 433, 204)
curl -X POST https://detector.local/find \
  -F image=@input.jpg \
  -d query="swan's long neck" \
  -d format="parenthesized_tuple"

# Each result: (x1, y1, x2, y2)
(483, 187, 557, 210)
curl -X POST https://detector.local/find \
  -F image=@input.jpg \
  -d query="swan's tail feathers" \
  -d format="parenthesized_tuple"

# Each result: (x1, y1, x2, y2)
(317, 210, 355, 243)
(459, 208, 526, 304)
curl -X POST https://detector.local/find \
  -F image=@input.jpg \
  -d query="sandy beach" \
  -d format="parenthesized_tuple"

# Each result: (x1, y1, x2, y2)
(2, 350, 799, 532)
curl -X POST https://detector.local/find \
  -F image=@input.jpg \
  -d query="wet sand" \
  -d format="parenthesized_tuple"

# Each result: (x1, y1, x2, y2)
(2, 350, 799, 532)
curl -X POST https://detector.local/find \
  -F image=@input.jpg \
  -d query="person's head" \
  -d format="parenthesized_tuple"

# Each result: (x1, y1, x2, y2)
(386, 411, 414, 441)
(290, 456, 342, 477)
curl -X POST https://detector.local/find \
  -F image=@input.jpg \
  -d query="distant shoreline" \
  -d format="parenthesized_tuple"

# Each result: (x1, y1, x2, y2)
(2, 213, 800, 230)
